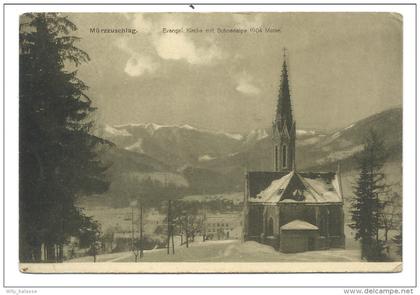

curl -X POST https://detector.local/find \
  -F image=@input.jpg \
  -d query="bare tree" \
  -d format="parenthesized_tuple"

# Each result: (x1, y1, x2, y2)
(381, 192, 402, 241)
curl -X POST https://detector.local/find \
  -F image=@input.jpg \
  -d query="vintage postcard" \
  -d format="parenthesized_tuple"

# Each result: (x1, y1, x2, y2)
(18, 12, 402, 273)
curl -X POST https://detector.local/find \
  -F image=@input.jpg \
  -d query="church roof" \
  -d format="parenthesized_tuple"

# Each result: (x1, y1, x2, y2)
(248, 170, 343, 204)
(252, 171, 295, 203)
(246, 171, 289, 198)
(280, 220, 319, 231)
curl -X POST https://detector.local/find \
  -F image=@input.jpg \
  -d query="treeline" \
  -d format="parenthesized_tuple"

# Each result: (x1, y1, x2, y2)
(19, 13, 109, 262)
(156, 198, 242, 215)
(106, 176, 188, 208)
(181, 166, 242, 194)
(101, 172, 244, 209)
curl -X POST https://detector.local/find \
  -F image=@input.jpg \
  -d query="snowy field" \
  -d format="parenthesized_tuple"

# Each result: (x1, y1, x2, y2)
(67, 239, 362, 263)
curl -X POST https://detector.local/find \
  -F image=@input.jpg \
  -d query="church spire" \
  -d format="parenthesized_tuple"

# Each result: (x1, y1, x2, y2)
(275, 48, 293, 129)
(272, 48, 296, 172)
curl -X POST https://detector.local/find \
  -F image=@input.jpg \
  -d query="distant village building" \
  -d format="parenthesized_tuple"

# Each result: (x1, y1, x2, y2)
(243, 52, 345, 253)
(205, 213, 242, 240)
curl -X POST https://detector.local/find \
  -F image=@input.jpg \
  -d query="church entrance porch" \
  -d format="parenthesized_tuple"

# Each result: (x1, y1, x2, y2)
(279, 220, 320, 253)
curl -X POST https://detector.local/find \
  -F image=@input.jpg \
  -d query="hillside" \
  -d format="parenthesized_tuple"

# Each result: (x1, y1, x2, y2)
(198, 107, 402, 175)
(87, 107, 402, 208)
(101, 123, 244, 168)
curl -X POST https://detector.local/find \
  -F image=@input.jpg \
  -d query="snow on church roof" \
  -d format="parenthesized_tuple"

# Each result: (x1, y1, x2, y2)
(249, 170, 342, 204)
(280, 220, 319, 231)
(251, 171, 294, 203)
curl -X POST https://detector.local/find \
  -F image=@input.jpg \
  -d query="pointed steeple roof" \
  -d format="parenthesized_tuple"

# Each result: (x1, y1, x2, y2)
(275, 49, 293, 130)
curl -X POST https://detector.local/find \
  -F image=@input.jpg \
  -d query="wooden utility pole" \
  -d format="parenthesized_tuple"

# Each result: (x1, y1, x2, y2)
(130, 200, 141, 262)
(167, 200, 171, 255)
(180, 223, 183, 245)
(171, 217, 175, 254)
(131, 206, 134, 253)
(139, 201, 143, 258)
(202, 203, 207, 242)
(169, 200, 175, 254)
(185, 216, 189, 248)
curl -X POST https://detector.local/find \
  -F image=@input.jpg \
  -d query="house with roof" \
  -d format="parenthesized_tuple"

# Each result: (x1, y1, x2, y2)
(243, 52, 345, 253)
(204, 213, 242, 240)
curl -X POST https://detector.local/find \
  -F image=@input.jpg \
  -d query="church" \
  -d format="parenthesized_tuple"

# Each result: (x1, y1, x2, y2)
(243, 53, 345, 253)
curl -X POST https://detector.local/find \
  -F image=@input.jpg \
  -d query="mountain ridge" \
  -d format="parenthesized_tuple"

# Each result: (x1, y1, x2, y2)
(91, 107, 402, 207)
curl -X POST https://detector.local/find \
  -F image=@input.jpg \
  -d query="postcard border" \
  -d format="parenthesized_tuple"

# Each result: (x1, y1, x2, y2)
(3, 2, 417, 289)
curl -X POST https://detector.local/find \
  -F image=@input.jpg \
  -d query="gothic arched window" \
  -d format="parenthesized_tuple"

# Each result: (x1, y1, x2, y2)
(282, 144, 287, 168)
(267, 217, 274, 236)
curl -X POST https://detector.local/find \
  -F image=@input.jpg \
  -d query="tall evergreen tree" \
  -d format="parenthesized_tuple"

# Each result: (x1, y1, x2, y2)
(19, 13, 109, 262)
(350, 130, 388, 261)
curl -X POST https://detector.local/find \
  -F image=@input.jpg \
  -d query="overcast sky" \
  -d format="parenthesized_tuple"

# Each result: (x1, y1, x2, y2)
(68, 12, 402, 133)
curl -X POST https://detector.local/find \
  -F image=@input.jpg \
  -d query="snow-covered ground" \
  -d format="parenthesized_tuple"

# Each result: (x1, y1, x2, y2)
(66, 239, 361, 263)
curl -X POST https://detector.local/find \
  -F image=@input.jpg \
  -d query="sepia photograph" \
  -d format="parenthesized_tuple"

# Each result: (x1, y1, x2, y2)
(18, 11, 403, 273)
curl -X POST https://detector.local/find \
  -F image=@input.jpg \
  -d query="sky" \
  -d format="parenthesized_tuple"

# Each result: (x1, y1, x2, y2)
(68, 12, 402, 133)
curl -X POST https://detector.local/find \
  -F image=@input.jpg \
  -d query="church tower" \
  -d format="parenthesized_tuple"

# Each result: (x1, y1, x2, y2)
(272, 50, 296, 172)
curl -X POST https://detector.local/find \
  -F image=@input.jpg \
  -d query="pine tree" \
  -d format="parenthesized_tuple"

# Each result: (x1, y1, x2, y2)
(19, 13, 109, 262)
(350, 130, 388, 261)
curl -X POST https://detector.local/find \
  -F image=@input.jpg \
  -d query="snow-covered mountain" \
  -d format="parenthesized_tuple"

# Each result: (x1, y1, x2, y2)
(101, 122, 321, 166)
(94, 107, 401, 207)
(195, 107, 402, 173)
(245, 128, 269, 143)
(104, 122, 244, 142)
(100, 123, 246, 168)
